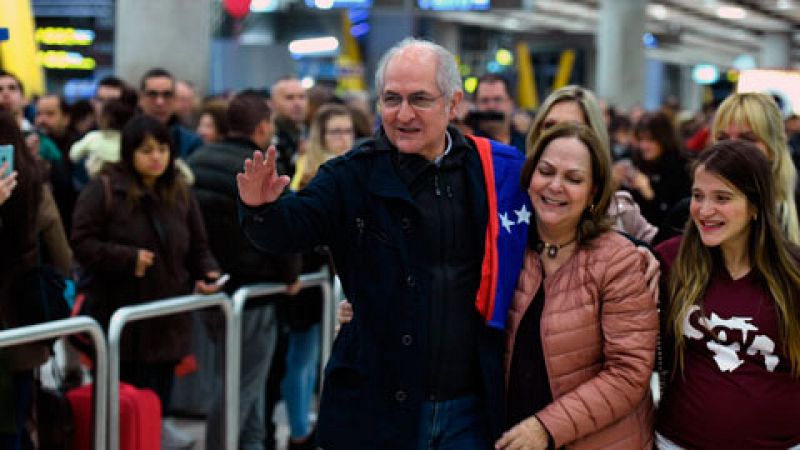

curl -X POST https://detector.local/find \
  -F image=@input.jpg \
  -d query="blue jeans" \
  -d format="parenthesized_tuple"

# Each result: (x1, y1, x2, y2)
(280, 323, 320, 439)
(418, 394, 490, 450)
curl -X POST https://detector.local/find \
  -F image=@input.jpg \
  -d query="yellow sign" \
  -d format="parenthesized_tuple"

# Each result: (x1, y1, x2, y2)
(38, 50, 96, 70)
(0, 0, 45, 95)
(35, 27, 95, 46)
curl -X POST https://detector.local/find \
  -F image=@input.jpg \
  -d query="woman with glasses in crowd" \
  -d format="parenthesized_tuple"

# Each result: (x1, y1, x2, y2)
(285, 103, 355, 450)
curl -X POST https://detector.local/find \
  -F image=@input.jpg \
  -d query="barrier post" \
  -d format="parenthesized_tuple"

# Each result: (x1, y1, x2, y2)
(232, 269, 331, 393)
(0, 317, 107, 450)
(107, 293, 235, 450)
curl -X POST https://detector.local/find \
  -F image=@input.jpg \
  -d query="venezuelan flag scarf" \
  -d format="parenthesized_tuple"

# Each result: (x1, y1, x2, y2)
(470, 135, 531, 330)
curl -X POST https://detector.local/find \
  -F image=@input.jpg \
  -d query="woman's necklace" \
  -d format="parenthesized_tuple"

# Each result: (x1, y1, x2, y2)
(536, 236, 577, 259)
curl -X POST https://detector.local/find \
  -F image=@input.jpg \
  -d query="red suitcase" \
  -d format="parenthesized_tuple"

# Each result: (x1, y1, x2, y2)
(67, 382, 162, 450)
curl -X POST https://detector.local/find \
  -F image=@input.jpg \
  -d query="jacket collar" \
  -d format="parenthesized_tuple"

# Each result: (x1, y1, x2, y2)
(223, 136, 261, 150)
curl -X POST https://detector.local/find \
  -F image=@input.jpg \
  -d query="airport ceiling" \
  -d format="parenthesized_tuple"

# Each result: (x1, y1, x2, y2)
(426, 0, 800, 67)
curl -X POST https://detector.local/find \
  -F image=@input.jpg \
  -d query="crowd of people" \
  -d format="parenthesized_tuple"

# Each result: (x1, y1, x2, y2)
(0, 35, 799, 450)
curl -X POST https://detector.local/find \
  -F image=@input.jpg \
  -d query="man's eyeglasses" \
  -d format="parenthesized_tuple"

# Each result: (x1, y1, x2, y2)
(380, 93, 443, 110)
(144, 90, 174, 100)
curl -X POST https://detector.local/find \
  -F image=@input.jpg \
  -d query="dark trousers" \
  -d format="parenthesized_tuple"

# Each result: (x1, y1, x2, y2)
(0, 371, 33, 450)
(263, 322, 289, 450)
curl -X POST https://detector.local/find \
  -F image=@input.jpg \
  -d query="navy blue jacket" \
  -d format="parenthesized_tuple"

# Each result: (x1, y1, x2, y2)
(239, 128, 505, 449)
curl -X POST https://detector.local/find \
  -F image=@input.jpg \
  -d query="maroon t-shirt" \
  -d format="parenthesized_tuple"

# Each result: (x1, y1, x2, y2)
(656, 237, 800, 449)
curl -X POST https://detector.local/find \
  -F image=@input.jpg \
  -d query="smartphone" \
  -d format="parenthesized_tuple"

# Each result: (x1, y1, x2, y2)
(212, 273, 230, 287)
(0, 145, 13, 177)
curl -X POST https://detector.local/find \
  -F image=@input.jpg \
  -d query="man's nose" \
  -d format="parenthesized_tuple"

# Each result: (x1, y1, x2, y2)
(397, 100, 415, 121)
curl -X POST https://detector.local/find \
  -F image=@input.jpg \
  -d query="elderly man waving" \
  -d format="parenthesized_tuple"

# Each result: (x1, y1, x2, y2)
(237, 38, 529, 450)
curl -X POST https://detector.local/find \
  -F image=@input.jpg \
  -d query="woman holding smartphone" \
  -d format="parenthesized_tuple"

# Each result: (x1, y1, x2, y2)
(71, 115, 221, 446)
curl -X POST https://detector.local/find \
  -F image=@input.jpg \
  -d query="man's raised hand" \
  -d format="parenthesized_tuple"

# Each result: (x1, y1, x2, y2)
(236, 146, 290, 207)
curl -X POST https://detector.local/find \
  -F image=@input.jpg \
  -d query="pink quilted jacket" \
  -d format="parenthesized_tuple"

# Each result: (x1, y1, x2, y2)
(504, 232, 657, 449)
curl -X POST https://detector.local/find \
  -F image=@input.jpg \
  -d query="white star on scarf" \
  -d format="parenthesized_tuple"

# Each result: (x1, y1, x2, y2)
(499, 212, 515, 233)
(514, 204, 531, 225)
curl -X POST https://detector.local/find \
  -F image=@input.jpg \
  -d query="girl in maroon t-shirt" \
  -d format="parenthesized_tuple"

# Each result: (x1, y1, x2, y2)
(655, 140, 800, 449)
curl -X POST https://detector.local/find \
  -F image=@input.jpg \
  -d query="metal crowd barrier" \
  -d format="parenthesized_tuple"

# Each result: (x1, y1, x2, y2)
(107, 293, 235, 450)
(0, 317, 108, 450)
(232, 268, 332, 390)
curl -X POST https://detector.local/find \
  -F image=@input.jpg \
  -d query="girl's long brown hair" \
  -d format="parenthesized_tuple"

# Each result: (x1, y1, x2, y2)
(669, 140, 800, 377)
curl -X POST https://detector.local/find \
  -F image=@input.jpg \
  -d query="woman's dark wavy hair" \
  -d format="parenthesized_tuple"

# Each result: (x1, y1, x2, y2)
(633, 112, 681, 169)
(0, 111, 42, 277)
(119, 115, 185, 205)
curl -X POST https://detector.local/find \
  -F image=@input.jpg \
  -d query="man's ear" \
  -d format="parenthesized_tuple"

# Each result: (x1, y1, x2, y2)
(256, 119, 274, 146)
(448, 90, 464, 120)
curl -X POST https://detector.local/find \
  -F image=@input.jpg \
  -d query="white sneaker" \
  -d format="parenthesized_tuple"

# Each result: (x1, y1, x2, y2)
(162, 419, 196, 450)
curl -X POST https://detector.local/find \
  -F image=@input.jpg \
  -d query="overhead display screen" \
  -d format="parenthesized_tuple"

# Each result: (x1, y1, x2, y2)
(417, 0, 489, 11)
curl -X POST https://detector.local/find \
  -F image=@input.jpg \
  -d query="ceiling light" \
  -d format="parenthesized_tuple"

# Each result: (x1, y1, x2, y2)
(777, 0, 793, 10)
(717, 5, 747, 20)
(648, 4, 668, 20)
(692, 64, 720, 85)
(250, 0, 279, 12)
(288, 37, 339, 56)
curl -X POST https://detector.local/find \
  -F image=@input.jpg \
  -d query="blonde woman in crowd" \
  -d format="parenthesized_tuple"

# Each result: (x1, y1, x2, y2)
(711, 92, 800, 243)
(291, 103, 355, 190)
(529, 85, 658, 243)
(286, 103, 354, 450)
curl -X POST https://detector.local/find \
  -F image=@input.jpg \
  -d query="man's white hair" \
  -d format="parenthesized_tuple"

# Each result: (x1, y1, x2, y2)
(374, 38, 463, 102)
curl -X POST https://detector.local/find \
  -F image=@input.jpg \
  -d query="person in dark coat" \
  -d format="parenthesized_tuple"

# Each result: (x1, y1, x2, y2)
(615, 112, 691, 243)
(237, 38, 531, 450)
(0, 111, 50, 450)
(71, 115, 220, 447)
(188, 90, 301, 450)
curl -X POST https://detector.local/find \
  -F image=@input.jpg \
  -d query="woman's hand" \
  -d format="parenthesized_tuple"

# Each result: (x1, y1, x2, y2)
(0, 166, 17, 206)
(335, 300, 353, 333)
(338, 300, 353, 324)
(236, 147, 290, 207)
(629, 171, 654, 200)
(286, 279, 302, 296)
(636, 245, 660, 302)
(495, 415, 549, 450)
(134, 249, 155, 277)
